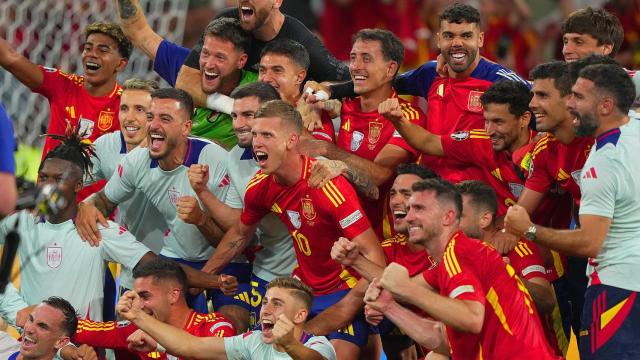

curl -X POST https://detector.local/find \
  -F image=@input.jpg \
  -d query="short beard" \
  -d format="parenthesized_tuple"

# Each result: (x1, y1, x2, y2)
(575, 114, 599, 137)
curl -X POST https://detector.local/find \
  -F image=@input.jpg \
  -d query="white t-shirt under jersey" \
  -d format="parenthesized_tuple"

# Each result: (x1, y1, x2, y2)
(104, 137, 230, 261)
(0, 211, 150, 321)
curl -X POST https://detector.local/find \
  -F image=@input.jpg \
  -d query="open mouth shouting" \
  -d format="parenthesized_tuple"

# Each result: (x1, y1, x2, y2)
(84, 61, 101, 74)
(149, 131, 166, 153)
(240, 5, 255, 23)
(393, 209, 407, 224)
(254, 150, 269, 167)
(448, 48, 468, 66)
(21, 334, 37, 350)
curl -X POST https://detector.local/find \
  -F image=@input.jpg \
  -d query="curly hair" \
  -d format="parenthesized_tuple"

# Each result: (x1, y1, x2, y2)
(85, 22, 132, 59)
(41, 122, 96, 179)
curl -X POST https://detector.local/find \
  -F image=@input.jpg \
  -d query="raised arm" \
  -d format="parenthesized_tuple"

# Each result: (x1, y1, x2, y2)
(379, 98, 443, 156)
(189, 164, 240, 231)
(201, 220, 258, 274)
(176, 66, 208, 107)
(0, 36, 43, 89)
(116, 0, 163, 60)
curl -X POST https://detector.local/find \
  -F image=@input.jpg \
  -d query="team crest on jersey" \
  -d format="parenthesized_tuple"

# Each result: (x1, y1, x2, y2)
(78, 117, 94, 139)
(467, 91, 484, 112)
(98, 110, 114, 131)
(287, 210, 302, 229)
(301, 197, 317, 223)
(508, 182, 524, 198)
(167, 187, 181, 207)
(450, 131, 469, 141)
(368, 121, 384, 149)
(350, 131, 365, 151)
(46, 245, 62, 268)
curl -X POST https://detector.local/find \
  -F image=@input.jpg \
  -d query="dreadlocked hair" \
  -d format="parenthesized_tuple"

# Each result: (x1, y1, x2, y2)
(42, 122, 96, 179)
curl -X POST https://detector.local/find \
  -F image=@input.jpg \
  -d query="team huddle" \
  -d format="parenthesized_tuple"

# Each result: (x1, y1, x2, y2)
(0, 0, 639, 359)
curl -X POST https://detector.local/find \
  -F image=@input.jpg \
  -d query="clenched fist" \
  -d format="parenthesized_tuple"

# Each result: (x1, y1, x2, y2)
(331, 237, 360, 266)
(177, 196, 206, 226)
(188, 164, 209, 194)
(378, 98, 405, 124)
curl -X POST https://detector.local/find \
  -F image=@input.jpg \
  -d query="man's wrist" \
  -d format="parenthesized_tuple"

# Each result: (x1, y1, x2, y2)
(56, 342, 77, 358)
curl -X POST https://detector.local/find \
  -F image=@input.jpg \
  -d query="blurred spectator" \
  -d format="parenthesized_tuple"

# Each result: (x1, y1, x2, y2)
(0, 103, 17, 219)
(604, 0, 640, 69)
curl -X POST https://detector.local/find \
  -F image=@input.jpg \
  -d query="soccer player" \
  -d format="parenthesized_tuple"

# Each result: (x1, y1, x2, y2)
(0, 128, 234, 322)
(331, 163, 437, 359)
(172, 0, 350, 110)
(204, 100, 385, 359)
(116, 0, 257, 149)
(9, 297, 78, 360)
(76, 88, 246, 326)
(382, 80, 534, 216)
(86, 78, 165, 290)
(366, 178, 558, 359)
(505, 64, 639, 359)
(301, 28, 426, 239)
(306, 3, 529, 183)
(117, 277, 336, 360)
(0, 103, 16, 219)
(71, 258, 235, 360)
(190, 82, 295, 331)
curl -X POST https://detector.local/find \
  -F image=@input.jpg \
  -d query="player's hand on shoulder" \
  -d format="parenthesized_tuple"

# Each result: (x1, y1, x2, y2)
(76, 202, 108, 246)
(331, 237, 359, 266)
(308, 160, 347, 188)
(219, 274, 238, 296)
(127, 329, 158, 354)
(188, 164, 210, 195)
(176, 196, 206, 226)
(273, 314, 296, 346)
(378, 98, 404, 124)
(302, 81, 331, 104)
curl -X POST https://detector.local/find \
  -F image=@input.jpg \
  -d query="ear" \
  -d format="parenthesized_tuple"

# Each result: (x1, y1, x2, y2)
(273, 0, 283, 10)
(295, 69, 308, 87)
(116, 57, 129, 73)
(599, 97, 615, 116)
(183, 119, 193, 137)
(168, 287, 181, 305)
(238, 53, 248, 70)
(54, 336, 71, 351)
(478, 210, 493, 230)
(436, 32, 442, 51)
(477, 31, 485, 48)
(293, 308, 308, 325)
(519, 111, 532, 129)
(286, 133, 299, 150)
(387, 61, 399, 80)
(601, 43, 614, 57)
(74, 178, 84, 194)
(442, 209, 457, 227)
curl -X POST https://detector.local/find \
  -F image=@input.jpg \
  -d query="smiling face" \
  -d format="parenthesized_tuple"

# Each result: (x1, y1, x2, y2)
(146, 98, 191, 160)
(437, 21, 483, 74)
(530, 78, 571, 133)
(405, 190, 444, 246)
(81, 33, 127, 87)
(251, 116, 297, 175)
(237, 0, 276, 32)
(199, 35, 246, 95)
(567, 77, 600, 137)
(483, 103, 525, 152)
(389, 173, 422, 234)
(133, 276, 179, 323)
(232, 96, 261, 148)
(119, 89, 152, 148)
(259, 287, 305, 344)
(20, 304, 69, 359)
(562, 33, 611, 62)
(349, 39, 396, 95)
(259, 53, 306, 104)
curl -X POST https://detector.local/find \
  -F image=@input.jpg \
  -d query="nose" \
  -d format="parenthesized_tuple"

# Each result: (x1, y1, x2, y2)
(566, 94, 576, 111)
(485, 121, 496, 135)
(529, 95, 539, 109)
(405, 207, 416, 222)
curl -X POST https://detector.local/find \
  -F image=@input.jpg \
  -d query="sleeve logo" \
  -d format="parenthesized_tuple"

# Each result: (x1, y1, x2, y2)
(450, 131, 470, 141)
(339, 209, 363, 229)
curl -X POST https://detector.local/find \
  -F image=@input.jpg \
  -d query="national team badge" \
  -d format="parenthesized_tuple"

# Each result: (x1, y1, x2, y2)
(287, 210, 302, 229)
(167, 187, 181, 207)
(350, 131, 365, 151)
(508, 182, 524, 198)
(78, 117, 94, 139)
(97, 110, 114, 131)
(46, 245, 62, 268)
(467, 91, 484, 112)
(301, 197, 317, 222)
(450, 131, 469, 141)
(368, 121, 384, 149)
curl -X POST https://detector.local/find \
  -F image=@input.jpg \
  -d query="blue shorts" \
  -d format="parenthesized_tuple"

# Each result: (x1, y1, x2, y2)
(579, 284, 640, 360)
(308, 290, 370, 347)
(231, 274, 269, 328)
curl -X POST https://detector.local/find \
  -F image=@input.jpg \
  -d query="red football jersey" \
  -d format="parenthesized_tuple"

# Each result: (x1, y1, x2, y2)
(33, 66, 122, 157)
(241, 156, 371, 294)
(310, 111, 336, 143)
(74, 311, 235, 359)
(422, 232, 557, 360)
(381, 233, 433, 277)
(336, 93, 425, 239)
(505, 240, 547, 282)
(440, 129, 529, 216)
(526, 134, 593, 205)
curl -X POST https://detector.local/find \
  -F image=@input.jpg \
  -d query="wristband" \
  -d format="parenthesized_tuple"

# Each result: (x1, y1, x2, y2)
(56, 342, 77, 358)
(206, 93, 234, 114)
(304, 87, 329, 101)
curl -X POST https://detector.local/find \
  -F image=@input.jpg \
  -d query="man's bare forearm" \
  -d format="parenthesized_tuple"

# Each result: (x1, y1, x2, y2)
(176, 66, 207, 107)
(116, 0, 162, 59)
(383, 301, 445, 349)
(344, 166, 379, 200)
(85, 191, 117, 216)
(351, 254, 384, 281)
(304, 278, 367, 335)
(196, 216, 225, 247)
(203, 224, 253, 274)
(197, 189, 240, 231)
(321, 143, 392, 186)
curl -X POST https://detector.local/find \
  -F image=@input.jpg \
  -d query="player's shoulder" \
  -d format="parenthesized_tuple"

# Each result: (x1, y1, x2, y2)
(531, 133, 558, 157)
(397, 98, 425, 120)
(245, 170, 271, 193)
(381, 233, 408, 248)
(41, 66, 85, 86)
(473, 58, 528, 85)
(94, 131, 123, 149)
(448, 128, 489, 142)
(98, 222, 132, 238)
(512, 240, 537, 258)
(317, 176, 353, 208)
(121, 146, 152, 170)
(189, 137, 227, 161)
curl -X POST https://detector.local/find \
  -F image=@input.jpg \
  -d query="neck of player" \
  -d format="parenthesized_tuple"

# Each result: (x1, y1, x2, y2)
(554, 115, 578, 144)
(84, 76, 118, 98)
(253, 11, 285, 41)
(217, 70, 244, 97)
(361, 83, 394, 113)
(274, 153, 305, 187)
(508, 129, 531, 156)
(595, 114, 630, 138)
(168, 303, 194, 329)
(49, 200, 78, 225)
(425, 226, 459, 264)
(159, 139, 189, 171)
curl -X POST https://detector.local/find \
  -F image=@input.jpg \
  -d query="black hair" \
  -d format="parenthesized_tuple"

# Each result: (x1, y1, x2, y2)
(150, 88, 195, 119)
(455, 180, 498, 225)
(480, 80, 533, 117)
(203, 17, 251, 53)
(352, 29, 404, 71)
(579, 64, 636, 114)
(230, 82, 281, 103)
(561, 7, 624, 58)
(261, 39, 311, 71)
(411, 178, 462, 221)
(84, 22, 132, 59)
(133, 258, 189, 300)
(567, 54, 618, 86)
(529, 61, 572, 97)
(396, 163, 439, 180)
(42, 296, 78, 337)
(439, 3, 481, 26)
(41, 123, 96, 178)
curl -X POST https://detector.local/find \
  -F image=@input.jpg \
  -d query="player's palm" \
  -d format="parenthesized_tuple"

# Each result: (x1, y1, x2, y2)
(76, 202, 108, 246)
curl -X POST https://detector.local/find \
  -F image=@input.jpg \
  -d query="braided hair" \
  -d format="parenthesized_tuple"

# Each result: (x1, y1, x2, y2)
(40, 122, 97, 180)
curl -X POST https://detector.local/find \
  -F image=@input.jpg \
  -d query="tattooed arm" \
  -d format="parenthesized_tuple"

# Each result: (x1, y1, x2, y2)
(308, 160, 379, 200)
(201, 220, 258, 274)
(116, 0, 163, 60)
